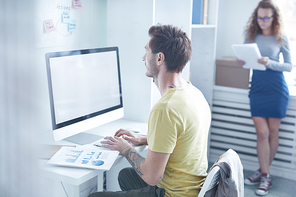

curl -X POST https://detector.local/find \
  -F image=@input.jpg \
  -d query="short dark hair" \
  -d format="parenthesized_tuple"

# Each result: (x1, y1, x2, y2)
(148, 25, 192, 73)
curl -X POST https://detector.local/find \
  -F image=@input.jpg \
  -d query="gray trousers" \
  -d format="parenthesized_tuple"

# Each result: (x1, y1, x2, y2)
(88, 167, 165, 197)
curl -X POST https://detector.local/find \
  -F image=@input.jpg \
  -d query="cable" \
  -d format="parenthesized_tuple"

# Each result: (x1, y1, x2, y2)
(88, 185, 98, 195)
(61, 181, 69, 197)
(103, 171, 107, 191)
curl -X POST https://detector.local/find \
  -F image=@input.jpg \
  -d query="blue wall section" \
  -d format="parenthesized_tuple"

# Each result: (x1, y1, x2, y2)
(192, 0, 203, 24)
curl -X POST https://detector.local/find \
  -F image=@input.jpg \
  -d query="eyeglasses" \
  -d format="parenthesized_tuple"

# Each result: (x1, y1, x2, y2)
(256, 16, 273, 22)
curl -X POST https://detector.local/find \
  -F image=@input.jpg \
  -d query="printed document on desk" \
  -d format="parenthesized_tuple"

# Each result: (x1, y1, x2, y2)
(231, 43, 266, 71)
(47, 146, 119, 170)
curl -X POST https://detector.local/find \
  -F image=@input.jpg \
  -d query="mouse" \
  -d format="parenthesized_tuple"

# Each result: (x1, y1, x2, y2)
(125, 128, 142, 133)
(93, 138, 105, 147)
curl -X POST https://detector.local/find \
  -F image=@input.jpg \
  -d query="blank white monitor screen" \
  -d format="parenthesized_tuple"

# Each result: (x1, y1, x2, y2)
(46, 47, 123, 142)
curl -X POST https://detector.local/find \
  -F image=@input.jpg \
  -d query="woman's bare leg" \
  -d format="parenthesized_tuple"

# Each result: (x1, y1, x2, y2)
(252, 117, 270, 174)
(267, 118, 281, 165)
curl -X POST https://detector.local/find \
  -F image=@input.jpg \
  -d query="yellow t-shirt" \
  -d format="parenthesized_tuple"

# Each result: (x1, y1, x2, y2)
(147, 82, 211, 197)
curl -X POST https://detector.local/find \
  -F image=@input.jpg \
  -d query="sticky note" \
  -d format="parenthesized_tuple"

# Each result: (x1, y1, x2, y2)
(68, 20, 76, 32)
(43, 19, 56, 33)
(62, 11, 71, 23)
(72, 0, 82, 8)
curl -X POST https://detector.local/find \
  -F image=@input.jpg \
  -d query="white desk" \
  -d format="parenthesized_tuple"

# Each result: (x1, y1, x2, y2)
(40, 119, 148, 197)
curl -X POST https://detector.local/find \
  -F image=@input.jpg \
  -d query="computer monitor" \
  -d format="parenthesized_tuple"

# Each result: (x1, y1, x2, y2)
(45, 47, 124, 143)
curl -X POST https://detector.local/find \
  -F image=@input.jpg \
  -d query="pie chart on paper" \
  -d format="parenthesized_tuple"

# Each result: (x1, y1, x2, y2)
(92, 160, 104, 166)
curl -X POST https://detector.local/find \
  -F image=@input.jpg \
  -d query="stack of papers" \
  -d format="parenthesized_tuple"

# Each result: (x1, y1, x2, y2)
(47, 146, 119, 170)
(231, 43, 266, 71)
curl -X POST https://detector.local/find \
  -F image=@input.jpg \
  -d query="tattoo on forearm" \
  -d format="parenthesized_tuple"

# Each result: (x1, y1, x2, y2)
(124, 147, 145, 177)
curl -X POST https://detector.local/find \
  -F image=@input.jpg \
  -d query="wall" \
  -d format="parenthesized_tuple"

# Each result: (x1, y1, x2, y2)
(191, 27, 217, 106)
(190, 0, 219, 107)
(35, 0, 108, 136)
(215, 0, 259, 59)
(106, 0, 154, 123)
(0, 0, 47, 196)
(190, 0, 259, 106)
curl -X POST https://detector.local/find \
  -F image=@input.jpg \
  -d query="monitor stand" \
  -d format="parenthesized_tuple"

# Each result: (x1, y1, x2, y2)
(65, 133, 104, 145)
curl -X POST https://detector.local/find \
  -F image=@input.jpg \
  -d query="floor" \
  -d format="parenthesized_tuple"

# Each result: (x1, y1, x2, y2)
(207, 162, 296, 197)
(243, 169, 296, 197)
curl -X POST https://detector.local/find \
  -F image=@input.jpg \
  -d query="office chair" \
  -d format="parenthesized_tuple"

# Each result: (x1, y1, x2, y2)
(198, 149, 244, 197)
(198, 165, 220, 197)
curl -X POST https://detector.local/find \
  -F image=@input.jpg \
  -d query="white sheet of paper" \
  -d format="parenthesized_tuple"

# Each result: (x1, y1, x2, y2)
(47, 146, 119, 170)
(231, 43, 266, 71)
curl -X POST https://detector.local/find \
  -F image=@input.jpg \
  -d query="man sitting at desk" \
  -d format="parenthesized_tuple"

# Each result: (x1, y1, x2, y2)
(88, 24, 211, 197)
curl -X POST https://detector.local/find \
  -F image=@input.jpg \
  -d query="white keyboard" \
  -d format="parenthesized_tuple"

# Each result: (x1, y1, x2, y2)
(93, 138, 105, 147)
(93, 137, 135, 147)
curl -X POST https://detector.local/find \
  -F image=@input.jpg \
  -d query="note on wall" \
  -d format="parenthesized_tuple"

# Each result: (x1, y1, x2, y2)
(43, 19, 56, 33)
(73, 0, 82, 9)
(62, 11, 71, 23)
(36, 0, 92, 48)
(36, 0, 76, 47)
(68, 20, 76, 32)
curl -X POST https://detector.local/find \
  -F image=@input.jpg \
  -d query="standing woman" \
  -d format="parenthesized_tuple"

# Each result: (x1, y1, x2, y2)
(237, 0, 292, 196)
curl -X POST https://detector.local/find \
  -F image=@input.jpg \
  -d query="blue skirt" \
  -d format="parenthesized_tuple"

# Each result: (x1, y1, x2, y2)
(249, 69, 289, 118)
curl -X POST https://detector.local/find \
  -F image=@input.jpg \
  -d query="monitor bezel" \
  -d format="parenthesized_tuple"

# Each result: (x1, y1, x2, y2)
(45, 47, 123, 133)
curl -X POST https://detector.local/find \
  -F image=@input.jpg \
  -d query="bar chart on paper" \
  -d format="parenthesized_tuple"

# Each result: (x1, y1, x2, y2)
(65, 150, 83, 163)
(47, 146, 119, 170)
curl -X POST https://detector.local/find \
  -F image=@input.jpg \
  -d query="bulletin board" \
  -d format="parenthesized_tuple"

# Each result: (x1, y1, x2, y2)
(36, 0, 84, 48)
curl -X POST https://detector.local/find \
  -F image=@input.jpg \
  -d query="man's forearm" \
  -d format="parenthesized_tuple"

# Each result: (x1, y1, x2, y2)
(140, 135, 148, 145)
(123, 147, 145, 177)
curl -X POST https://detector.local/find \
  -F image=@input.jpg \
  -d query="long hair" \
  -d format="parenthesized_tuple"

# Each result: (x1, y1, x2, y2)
(245, 0, 283, 44)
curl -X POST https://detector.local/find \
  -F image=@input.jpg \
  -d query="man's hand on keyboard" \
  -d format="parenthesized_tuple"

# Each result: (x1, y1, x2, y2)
(114, 129, 147, 146)
(100, 136, 132, 155)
